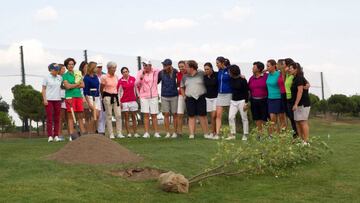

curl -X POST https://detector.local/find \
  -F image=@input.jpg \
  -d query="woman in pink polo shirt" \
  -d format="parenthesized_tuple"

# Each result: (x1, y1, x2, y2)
(135, 60, 161, 138)
(117, 67, 140, 138)
(248, 61, 269, 135)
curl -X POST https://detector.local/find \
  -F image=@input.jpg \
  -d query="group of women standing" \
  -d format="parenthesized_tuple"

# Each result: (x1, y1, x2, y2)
(42, 56, 311, 145)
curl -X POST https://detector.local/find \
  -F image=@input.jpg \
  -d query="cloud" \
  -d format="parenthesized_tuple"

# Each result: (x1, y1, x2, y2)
(223, 5, 251, 22)
(144, 18, 198, 31)
(136, 39, 257, 62)
(34, 6, 58, 23)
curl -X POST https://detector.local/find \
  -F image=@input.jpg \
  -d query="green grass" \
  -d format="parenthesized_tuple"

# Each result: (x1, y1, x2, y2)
(0, 119, 359, 202)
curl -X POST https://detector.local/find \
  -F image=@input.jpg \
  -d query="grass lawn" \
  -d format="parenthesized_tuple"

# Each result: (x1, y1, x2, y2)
(0, 118, 359, 202)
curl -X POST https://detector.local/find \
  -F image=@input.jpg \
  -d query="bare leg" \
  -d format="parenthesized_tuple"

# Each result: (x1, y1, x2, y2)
(188, 116, 196, 135)
(173, 113, 177, 134)
(164, 112, 170, 133)
(67, 112, 74, 135)
(76, 112, 86, 134)
(124, 112, 130, 134)
(300, 120, 309, 142)
(144, 113, 150, 133)
(198, 116, 209, 135)
(255, 120, 264, 134)
(296, 122, 303, 140)
(151, 114, 158, 133)
(279, 113, 287, 131)
(177, 114, 183, 134)
(131, 112, 137, 134)
(269, 113, 277, 136)
(215, 106, 223, 135)
(211, 111, 216, 134)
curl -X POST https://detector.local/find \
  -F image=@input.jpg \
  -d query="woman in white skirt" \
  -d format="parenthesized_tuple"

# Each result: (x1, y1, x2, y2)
(289, 62, 311, 145)
(83, 62, 102, 133)
(214, 57, 232, 139)
(203, 62, 218, 139)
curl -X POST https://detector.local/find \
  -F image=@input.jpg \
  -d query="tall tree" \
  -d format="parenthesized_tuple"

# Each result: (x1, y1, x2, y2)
(327, 94, 353, 119)
(0, 96, 10, 113)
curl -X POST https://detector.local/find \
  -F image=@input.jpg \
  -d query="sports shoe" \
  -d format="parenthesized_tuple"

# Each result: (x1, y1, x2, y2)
(302, 141, 310, 146)
(212, 134, 220, 140)
(189, 134, 195, 139)
(242, 135, 248, 141)
(171, 133, 177, 138)
(143, 132, 150, 138)
(116, 133, 125, 138)
(127, 133, 132, 138)
(54, 136, 60, 142)
(134, 133, 141, 138)
(109, 134, 115, 139)
(165, 132, 171, 138)
(58, 135, 65, 141)
(204, 134, 212, 139)
(225, 136, 236, 140)
(69, 136, 72, 141)
(48, 136, 53, 142)
(154, 132, 161, 138)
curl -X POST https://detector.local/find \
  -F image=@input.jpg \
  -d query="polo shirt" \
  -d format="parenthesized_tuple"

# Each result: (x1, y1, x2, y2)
(62, 71, 82, 98)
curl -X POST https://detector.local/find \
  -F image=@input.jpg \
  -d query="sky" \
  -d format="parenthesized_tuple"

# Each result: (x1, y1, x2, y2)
(0, 0, 359, 125)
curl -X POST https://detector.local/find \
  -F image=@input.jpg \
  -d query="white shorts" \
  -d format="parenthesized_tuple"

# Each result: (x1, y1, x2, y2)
(86, 96, 102, 111)
(294, 106, 310, 121)
(122, 101, 139, 112)
(206, 98, 217, 112)
(140, 97, 159, 114)
(177, 95, 186, 114)
(216, 93, 232, 107)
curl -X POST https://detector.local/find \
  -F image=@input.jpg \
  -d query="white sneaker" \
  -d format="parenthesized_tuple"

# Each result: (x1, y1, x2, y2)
(109, 134, 115, 139)
(225, 136, 236, 140)
(165, 132, 171, 138)
(143, 132, 150, 138)
(116, 133, 125, 138)
(127, 133, 132, 138)
(204, 134, 212, 139)
(212, 134, 220, 140)
(48, 136, 53, 142)
(134, 133, 141, 138)
(54, 136, 60, 142)
(302, 141, 310, 146)
(242, 135, 248, 141)
(209, 133, 214, 137)
(69, 136, 72, 142)
(171, 133, 177, 138)
(189, 134, 195, 139)
(154, 132, 161, 138)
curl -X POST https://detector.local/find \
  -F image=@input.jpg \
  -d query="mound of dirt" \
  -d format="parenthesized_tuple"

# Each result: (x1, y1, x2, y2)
(47, 135, 143, 164)
(110, 167, 166, 181)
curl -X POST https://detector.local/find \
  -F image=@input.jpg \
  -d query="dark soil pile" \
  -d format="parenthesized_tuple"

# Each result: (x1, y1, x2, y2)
(47, 135, 143, 164)
(110, 167, 166, 181)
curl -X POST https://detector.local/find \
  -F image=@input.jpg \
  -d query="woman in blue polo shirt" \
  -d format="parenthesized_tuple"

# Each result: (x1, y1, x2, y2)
(83, 61, 101, 131)
(214, 56, 232, 139)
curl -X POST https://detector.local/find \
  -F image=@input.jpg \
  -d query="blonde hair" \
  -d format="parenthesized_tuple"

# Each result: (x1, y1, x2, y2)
(87, 61, 97, 75)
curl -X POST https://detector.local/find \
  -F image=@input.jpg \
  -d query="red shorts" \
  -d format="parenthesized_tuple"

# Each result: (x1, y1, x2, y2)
(65, 98, 84, 112)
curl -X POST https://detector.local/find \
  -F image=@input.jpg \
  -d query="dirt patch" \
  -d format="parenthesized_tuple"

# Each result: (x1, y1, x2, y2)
(110, 167, 167, 181)
(46, 134, 143, 165)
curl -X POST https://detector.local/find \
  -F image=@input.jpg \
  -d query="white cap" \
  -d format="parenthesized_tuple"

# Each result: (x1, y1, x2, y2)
(142, 59, 152, 65)
(97, 63, 103, 67)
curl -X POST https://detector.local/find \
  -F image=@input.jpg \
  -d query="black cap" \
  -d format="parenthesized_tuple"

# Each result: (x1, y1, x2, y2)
(161, 59, 172, 66)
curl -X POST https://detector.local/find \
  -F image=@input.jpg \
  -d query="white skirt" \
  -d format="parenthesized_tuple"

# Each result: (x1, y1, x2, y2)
(216, 93, 232, 107)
